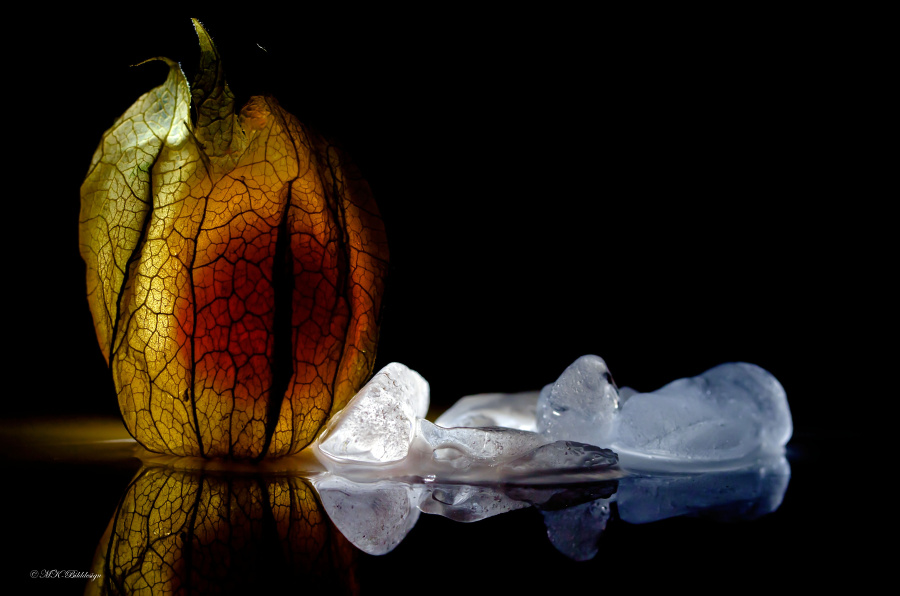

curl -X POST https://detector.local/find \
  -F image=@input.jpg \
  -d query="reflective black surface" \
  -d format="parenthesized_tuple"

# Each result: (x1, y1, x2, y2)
(2, 421, 862, 594)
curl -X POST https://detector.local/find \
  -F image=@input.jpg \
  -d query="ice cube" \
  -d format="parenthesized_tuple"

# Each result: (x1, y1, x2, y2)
(534, 357, 792, 471)
(499, 441, 618, 477)
(417, 419, 547, 470)
(612, 363, 792, 469)
(435, 391, 540, 431)
(618, 386, 638, 404)
(536, 355, 620, 444)
(316, 362, 429, 464)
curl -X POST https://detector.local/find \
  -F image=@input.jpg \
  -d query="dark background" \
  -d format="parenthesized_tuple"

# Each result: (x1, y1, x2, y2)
(6, 8, 878, 434)
(2, 8, 882, 594)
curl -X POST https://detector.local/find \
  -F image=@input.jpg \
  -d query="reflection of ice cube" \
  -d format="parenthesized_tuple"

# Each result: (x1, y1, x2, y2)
(536, 355, 620, 445)
(313, 475, 421, 555)
(435, 391, 540, 431)
(418, 484, 529, 522)
(312, 474, 622, 555)
(309, 455, 789, 558)
(542, 498, 612, 561)
(616, 454, 791, 524)
(612, 363, 792, 469)
(506, 481, 618, 511)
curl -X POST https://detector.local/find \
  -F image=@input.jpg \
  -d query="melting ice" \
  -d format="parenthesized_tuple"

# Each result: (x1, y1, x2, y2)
(314, 356, 791, 476)
(434, 356, 791, 472)
(609, 361, 792, 470)
(305, 357, 792, 557)
(314, 362, 617, 481)
(534, 355, 792, 471)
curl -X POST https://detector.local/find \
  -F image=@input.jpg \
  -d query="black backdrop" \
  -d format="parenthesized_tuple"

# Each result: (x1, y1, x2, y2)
(5, 8, 874, 437)
(2, 8, 883, 594)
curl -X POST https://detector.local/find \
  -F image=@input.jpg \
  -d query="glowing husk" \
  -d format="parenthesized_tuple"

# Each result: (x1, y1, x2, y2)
(79, 20, 388, 458)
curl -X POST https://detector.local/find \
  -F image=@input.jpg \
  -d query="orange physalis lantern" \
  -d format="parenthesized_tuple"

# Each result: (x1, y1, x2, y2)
(79, 20, 388, 459)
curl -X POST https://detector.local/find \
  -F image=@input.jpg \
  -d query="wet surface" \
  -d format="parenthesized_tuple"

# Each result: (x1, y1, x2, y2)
(2, 418, 866, 594)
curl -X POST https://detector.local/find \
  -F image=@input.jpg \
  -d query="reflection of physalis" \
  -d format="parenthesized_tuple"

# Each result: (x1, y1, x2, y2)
(79, 18, 388, 459)
(88, 466, 358, 595)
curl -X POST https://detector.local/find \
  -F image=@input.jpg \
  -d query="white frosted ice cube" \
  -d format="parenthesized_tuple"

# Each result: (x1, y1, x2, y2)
(317, 362, 429, 464)
(536, 355, 620, 444)
(435, 391, 540, 431)
(612, 362, 792, 467)
(618, 386, 638, 404)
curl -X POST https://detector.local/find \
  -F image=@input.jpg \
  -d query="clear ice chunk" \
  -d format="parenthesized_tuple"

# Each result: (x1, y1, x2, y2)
(316, 362, 429, 464)
(316, 361, 619, 481)
(612, 362, 792, 469)
(416, 420, 548, 470)
(536, 355, 620, 445)
(499, 441, 618, 477)
(417, 423, 619, 479)
(435, 391, 540, 431)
